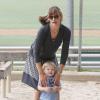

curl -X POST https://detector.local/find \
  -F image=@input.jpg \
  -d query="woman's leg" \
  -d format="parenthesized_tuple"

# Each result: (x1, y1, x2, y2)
(33, 89, 40, 100)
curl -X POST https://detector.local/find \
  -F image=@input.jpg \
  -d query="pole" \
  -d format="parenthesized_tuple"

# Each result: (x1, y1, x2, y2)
(66, 0, 74, 45)
(78, 0, 83, 71)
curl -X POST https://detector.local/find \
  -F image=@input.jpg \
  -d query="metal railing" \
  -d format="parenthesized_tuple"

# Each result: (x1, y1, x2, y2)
(0, 46, 100, 70)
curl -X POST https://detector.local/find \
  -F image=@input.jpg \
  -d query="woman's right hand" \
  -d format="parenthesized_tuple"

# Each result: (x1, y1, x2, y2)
(36, 63, 47, 86)
(39, 73, 47, 87)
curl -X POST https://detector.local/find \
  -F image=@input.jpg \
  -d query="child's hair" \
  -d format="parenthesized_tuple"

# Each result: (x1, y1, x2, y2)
(42, 61, 56, 71)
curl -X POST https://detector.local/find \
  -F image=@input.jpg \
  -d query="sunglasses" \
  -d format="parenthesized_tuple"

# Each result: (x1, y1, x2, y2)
(49, 15, 59, 19)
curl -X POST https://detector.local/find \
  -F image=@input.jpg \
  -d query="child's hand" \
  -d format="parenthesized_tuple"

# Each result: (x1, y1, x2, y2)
(52, 86, 61, 92)
(44, 87, 52, 93)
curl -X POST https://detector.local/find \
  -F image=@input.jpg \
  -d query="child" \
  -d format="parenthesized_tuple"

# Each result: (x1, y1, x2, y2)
(38, 61, 61, 100)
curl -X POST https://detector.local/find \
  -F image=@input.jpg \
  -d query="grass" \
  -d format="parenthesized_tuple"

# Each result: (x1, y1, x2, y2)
(64, 67, 100, 72)
(0, 35, 34, 46)
(0, 0, 67, 29)
(0, 35, 99, 46)
(79, 68, 100, 72)
(74, 36, 100, 46)
(0, 0, 100, 29)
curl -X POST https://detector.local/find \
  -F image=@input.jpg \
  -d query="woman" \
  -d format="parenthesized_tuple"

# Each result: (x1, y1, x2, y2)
(22, 6, 71, 100)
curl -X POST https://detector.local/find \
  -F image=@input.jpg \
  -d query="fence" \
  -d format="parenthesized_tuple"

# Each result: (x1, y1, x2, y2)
(0, 46, 100, 69)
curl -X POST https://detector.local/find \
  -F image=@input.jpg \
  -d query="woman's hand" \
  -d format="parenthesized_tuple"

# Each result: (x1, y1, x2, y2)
(54, 64, 64, 85)
(54, 72, 61, 86)
(36, 63, 47, 87)
(39, 73, 47, 87)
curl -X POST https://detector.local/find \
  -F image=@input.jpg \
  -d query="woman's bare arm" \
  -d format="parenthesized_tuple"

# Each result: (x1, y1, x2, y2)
(36, 63, 43, 74)
(59, 64, 64, 74)
(36, 62, 47, 86)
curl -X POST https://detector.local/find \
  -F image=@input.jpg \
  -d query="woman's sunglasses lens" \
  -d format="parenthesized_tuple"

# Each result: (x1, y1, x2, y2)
(49, 15, 59, 19)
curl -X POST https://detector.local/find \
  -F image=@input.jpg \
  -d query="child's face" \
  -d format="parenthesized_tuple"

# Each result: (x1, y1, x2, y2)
(44, 65, 55, 76)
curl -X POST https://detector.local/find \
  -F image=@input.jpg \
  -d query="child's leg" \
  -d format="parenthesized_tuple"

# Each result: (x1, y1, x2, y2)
(33, 89, 40, 100)
(57, 92, 60, 100)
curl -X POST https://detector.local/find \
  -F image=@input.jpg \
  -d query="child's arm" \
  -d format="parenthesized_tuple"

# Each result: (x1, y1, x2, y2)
(38, 85, 52, 92)
(51, 86, 61, 92)
(38, 85, 46, 91)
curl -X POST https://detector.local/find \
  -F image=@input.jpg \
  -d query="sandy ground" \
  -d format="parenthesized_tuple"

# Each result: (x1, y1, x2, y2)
(0, 29, 100, 37)
(0, 80, 100, 100)
(0, 29, 37, 36)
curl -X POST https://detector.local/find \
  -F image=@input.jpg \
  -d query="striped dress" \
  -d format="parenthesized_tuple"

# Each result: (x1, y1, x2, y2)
(22, 24, 71, 89)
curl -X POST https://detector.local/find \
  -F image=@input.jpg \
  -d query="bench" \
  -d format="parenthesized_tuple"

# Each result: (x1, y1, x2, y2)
(0, 61, 12, 98)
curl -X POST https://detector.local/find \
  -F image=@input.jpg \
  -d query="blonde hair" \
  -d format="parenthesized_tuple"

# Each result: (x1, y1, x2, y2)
(42, 61, 56, 71)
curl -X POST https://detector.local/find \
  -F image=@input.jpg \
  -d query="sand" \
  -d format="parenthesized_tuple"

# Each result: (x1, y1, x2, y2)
(0, 80, 100, 100)
(0, 29, 100, 37)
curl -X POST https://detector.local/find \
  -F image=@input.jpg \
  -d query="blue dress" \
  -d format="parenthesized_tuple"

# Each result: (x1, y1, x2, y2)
(22, 24, 71, 89)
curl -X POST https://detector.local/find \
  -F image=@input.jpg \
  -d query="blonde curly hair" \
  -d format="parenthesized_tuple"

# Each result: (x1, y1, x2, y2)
(42, 61, 56, 71)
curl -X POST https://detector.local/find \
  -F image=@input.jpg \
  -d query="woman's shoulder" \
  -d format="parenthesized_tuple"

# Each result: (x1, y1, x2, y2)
(39, 24, 49, 31)
(60, 24, 71, 32)
(60, 24, 71, 36)
(37, 24, 49, 36)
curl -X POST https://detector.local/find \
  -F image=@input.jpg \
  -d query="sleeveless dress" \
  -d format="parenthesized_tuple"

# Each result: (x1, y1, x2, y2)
(22, 24, 71, 89)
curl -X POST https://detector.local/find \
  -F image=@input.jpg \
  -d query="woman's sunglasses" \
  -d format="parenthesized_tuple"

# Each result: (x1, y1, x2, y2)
(49, 15, 59, 19)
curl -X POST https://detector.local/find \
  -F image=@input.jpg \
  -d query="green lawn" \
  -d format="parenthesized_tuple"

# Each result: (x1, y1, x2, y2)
(0, 0, 100, 29)
(0, 35, 99, 46)
(74, 36, 100, 46)
(0, 35, 34, 46)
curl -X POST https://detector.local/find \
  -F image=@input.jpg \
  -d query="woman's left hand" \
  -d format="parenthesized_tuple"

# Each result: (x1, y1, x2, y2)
(54, 64, 64, 85)
(54, 72, 61, 86)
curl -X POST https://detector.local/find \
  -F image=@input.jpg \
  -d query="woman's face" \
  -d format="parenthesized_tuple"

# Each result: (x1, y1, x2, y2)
(48, 14, 61, 26)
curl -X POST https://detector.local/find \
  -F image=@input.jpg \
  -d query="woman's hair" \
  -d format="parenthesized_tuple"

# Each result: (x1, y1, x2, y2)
(42, 61, 56, 70)
(39, 6, 63, 25)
